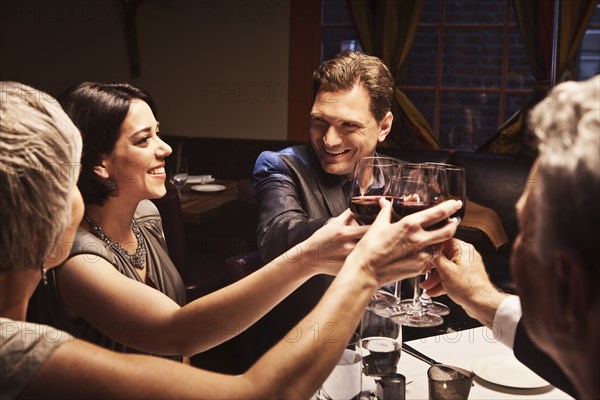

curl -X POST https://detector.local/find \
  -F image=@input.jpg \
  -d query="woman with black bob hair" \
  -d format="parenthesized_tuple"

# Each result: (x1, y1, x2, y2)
(60, 82, 158, 206)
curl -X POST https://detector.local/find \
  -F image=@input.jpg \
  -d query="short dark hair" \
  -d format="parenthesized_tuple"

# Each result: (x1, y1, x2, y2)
(59, 82, 156, 205)
(312, 51, 394, 121)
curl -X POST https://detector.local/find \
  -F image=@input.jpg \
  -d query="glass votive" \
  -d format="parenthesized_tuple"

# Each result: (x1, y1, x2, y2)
(428, 364, 475, 400)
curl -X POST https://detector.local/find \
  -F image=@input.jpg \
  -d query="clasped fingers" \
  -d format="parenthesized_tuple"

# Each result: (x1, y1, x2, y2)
(372, 250, 440, 287)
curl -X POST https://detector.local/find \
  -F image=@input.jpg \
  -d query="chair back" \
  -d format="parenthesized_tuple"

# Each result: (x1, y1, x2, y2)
(236, 179, 259, 251)
(150, 190, 188, 281)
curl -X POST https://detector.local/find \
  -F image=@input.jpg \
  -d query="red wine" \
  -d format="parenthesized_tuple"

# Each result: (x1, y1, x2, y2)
(350, 196, 391, 225)
(392, 200, 447, 229)
(361, 337, 401, 377)
(392, 200, 433, 221)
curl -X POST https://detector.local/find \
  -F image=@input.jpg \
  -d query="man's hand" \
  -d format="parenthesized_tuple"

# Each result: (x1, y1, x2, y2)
(422, 238, 509, 327)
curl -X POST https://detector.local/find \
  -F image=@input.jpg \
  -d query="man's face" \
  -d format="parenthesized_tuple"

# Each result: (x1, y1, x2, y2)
(511, 175, 557, 353)
(309, 85, 392, 179)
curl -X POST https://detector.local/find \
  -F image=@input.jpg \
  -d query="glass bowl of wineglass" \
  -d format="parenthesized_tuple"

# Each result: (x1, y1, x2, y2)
(390, 163, 446, 327)
(417, 163, 466, 317)
(349, 156, 402, 312)
(169, 157, 188, 200)
(349, 156, 401, 225)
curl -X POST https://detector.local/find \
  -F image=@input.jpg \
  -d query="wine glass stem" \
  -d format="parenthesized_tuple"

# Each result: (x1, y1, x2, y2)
(420, 272, 432, 306)
(393, 281, 401, 305)
(411, 276, 420, 309)
(409, 275, 431, 316)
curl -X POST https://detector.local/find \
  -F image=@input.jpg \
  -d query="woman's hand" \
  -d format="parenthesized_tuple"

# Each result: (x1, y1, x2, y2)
(288, 209, 368, 276)
(345, 197, 462, 288)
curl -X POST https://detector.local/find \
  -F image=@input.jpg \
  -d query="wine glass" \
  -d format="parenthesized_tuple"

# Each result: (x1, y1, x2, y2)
(417, 163, 466, 317)
(435, 164, 466, 223)
(349, 156, 402, 312)
(390, 163, 445, 327)
(349, 156, 400, 225)
(169, 157, 188, 200)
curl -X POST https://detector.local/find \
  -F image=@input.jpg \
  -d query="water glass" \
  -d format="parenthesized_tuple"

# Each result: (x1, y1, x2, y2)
(360, 336, 401, 377)
(317, 347, 362, 400)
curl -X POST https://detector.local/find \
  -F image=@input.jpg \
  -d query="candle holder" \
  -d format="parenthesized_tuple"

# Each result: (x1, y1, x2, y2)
(428, 364, 474, 400)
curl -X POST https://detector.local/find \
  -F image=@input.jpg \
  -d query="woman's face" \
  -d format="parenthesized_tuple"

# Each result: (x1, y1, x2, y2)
(101, 99, 172, 202)
(44, 185, 85, 269)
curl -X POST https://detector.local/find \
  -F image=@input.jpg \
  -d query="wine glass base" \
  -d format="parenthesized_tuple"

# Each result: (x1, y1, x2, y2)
(426, 302, 450, 316)
(396, 299, 450, 316)
(367, 290, 399, 316)
(390, 312, 444, 328)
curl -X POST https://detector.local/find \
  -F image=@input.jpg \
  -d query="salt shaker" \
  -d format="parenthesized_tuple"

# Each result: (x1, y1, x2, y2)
(376, 373, 406, 400)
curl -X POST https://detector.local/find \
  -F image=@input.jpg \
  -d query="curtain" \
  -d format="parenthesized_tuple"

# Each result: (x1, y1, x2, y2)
(481, 0, 597, 155)
(349, 0, 440, 150)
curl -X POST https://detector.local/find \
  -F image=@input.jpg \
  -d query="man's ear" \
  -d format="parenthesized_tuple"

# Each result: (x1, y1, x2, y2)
(93, 164, 109, 179)
(378, 111, 393, 142)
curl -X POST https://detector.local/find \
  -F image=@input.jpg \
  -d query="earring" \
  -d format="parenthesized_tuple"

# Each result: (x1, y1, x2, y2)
(41, 265, 48, 286)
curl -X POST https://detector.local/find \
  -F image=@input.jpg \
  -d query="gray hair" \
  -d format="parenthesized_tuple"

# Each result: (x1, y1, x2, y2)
(529, 75, 600, 268)
(0, 82, 82, 271)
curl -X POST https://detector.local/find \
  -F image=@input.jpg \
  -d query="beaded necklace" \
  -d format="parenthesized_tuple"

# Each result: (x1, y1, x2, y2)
(84, 214, 146, 269)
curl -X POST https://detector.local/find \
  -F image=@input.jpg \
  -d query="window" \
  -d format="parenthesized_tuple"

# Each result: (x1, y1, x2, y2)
(319, 0, 599, 150)
(576, 3, 600, 80)
(321, 0, 362, 61)
(400, 0, 534, 150)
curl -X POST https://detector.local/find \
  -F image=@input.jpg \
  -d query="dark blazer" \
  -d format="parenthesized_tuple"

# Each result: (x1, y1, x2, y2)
(513, 320, 577, 397)
(254, 144, 349, 262)
(251, 144, 349, 359)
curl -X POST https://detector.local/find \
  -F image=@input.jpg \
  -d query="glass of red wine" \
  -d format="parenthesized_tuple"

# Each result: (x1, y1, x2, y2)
(433, 164, 466, 223)
(416, 163, 466, 318)
(349, 156, 402, 312)
(390, 163, 446, 327)
(349, 156, 400, 225)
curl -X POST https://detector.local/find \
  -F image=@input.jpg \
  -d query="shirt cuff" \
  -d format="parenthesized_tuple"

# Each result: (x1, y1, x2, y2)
(492, 295, 522, 349)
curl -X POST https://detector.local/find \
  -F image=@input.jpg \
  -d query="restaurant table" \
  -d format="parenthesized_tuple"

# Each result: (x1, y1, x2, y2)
(179, 180, 238, 224)
(360, 326, 573, 399)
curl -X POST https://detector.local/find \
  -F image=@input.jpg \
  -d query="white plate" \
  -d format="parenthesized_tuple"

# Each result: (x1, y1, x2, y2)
(187, 175, 214, 184)
(472, 354, 550, 389)
(190, 184, 226, 193)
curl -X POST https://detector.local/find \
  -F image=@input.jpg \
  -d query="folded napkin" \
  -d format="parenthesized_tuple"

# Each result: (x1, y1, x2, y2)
(460, 200, 508, 249)
(187, 175, 214, 184)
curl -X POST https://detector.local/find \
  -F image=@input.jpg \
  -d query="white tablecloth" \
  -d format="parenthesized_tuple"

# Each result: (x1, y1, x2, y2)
(361, 326, 573, 399)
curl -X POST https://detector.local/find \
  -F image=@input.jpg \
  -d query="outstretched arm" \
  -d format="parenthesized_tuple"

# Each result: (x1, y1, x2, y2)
(56, 210, 367, 357)
(28, 197, 462, 399)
